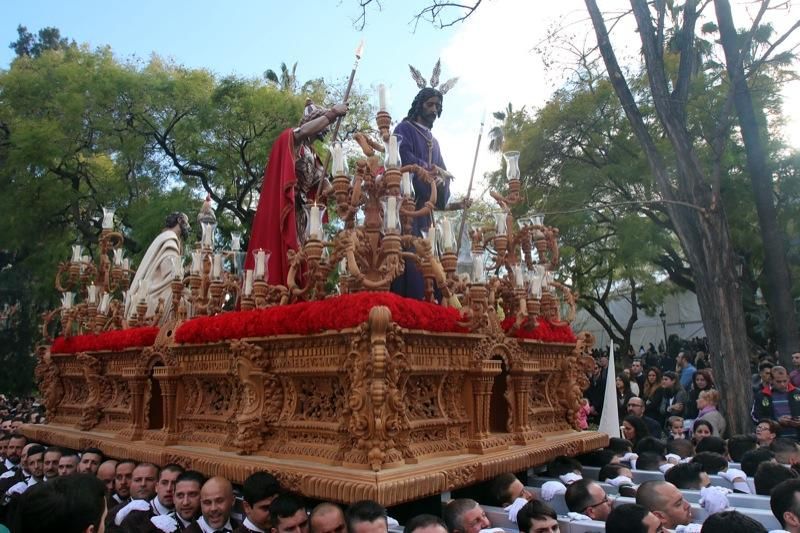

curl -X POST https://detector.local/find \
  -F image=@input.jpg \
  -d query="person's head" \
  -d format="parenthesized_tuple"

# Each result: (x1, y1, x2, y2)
(691, 452, 728, 475)
(635, 452, 666, 472)
(772, 438, 800, 465)
(565, 479, 613, 521)
(792, 352, 800, 370)
(490, 472, 532, 506)
(599, 355, 609, 368)
(666, 438, 694, 459)
(545, 455, 582, 478)
(727, 434, 757, 462)
(759, 361, 774, 385)
(608, 437, 633, 454)
(12, 474, 107, 533)
(515, 500, 558, 533)
(344, 500, 386, 533)
(130, 462, 159, 500)
(773, 366, 791, 392)
(661, 371, 678, 390)
(646, 367, 662, 386)
(11, 418, 23, 431)
(7, 433, 27, 464)
(310, 503, 346, 533)
(25, 444, 45, 479)
(634, 436, 666, 456)
(631, 360, 643, 375)
(77, 447, 104, 475)
(695, 435, 726, 455)
(756, 419, 781, 446)
(692, 370, 713, 391)
(201, 476, 235, 530)
(771, 478, 800, 532)
(406, 87, 444, 128)
(155, 464, 184, 508)
(114, 459, 136, 498)
(700, 510, 767, 533)
(0, 418, 11, 432)
(58, 450, 80, 477)
(635, 480, 692, 529)
(242, 471, 283, 530)
(664, 462, 708, 489)
(598, 463, 633, 483)
(174, 470, 205, 523)
(443, 499, 490, 533)
(165, 211, 191, 241)
(696, 389, 719, 412)
(677, 352, 689, 367)
(605, 503, 664, 533)
(741, 447, 776, 477)
(269, 493, 309, 533)
(622, 416, 649, 444)
(616, 372, 631, 392)
(403, 514, 447, 533)
(96, 460, 117, 493)
(43, 447, 63, 479)
(691, 420, 714, 443)
(626, 397, 646, 418)
(755, 462, 799, 496)
(0, 433, 10, 459)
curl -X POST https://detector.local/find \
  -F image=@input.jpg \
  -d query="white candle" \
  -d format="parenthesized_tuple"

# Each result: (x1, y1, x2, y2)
(472, 255, 484, 283)
(172, 256, 183, 279)
(244, 269, 254, 296)
(495, 213, 507, 236)
(99, 293, 111, 314)
(309, 205, 321, 239)
(113, 249, 124, 266)
(212, 253, 223, 279)
(401, 172, 412, 197)
(191, 251, 202, 274)
(87, 284, 98, 304)
(101, 207, 115, 229)
(71, 245, 82, 263)
(202, 223, 215, 248)
(427, 224, 436, 252)
(386, 197, 397, 231)
(529, 276, 543, 298)
(387, 135, 399, 167)
(513, 265, 524, 288)
(532, 214, 544, 226)
(62, 292, 73, 309)
(231, 232, 241, 251)
(441, 218, 454, 252)
(377, 84, 387, 112)
(255, 250, 266, 279)
(339, 258, 348, 276)
(332, 143, 344, 176)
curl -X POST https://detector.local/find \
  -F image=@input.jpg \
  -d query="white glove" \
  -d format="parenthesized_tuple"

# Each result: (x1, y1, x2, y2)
(607, 475, 633, 487)
(674, 525, 702, 533)
(504, 497, 528, 523)
(387, 517, 400, 527)
(720, 468, 746, 482)
(150, 515, 179, 533)
(540, 480, 567, 501)
(115, 499, 151, 525)
(659, 463, 675, 473)
(559, 472, 583, 485)
(665, 453, 682, 464)
(566, 512, 592, 521)
(700, 486, 731, 515)
(478, 529, 506, 533)
(6, 481, 27, 496)
(620, 452, 638, 463)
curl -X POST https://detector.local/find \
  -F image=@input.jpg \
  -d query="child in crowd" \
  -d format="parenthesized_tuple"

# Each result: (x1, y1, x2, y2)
(667, 416, 686, 440)
(577, 398, 590, 430)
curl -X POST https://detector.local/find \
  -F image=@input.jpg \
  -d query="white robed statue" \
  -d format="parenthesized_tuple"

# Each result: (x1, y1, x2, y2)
(125, 212, 190, 323)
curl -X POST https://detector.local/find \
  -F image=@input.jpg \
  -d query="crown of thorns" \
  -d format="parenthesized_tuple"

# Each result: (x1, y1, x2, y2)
(409, 59, 458, 94)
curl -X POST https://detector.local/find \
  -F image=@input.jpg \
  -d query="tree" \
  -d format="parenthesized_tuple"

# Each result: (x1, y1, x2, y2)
(9, 25, 73, 58)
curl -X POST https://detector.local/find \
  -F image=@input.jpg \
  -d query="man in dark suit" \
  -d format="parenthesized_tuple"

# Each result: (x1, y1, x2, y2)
(184, 476, 240, 533)
(106, 462, 159, 533)
(120, 463, 184, 532)
(235, 471, 282, 533)
(626, 397, 663, 438)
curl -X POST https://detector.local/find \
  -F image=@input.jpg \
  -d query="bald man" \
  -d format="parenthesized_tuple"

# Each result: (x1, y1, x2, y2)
(96, 459, 118, 494)
(185, 476, 240, 533)
(310, 503, 346, 533)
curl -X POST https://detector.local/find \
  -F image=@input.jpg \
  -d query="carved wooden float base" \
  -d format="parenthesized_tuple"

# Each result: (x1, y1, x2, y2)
(23, 423, 606, 506)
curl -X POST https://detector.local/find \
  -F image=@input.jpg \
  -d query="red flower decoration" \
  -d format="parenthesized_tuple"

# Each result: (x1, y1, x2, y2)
(500, 316, 577, 343)
(51, 327, 159, 354)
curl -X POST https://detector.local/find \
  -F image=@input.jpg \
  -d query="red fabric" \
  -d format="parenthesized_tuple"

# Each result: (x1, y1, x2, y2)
(174, 292, 468, 344)
(245, 129, 298, 286)
(51, 327, 159, 354)
(500, 315, 577, 343)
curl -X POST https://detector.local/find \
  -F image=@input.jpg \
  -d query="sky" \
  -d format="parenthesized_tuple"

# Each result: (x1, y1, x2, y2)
(2, 0, 798, 201)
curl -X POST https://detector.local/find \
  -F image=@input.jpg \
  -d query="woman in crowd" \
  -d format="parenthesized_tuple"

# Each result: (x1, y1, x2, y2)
(685, 369, 715, 419)
(654, 371, 688, 426)
(616, 373, 635, 421)
(642, 367, 662, 402)
(692, 419, 714, 446)
(695, 389, 726, 437)
(622, 415, 650, 449)
(755, 418, 780, 447)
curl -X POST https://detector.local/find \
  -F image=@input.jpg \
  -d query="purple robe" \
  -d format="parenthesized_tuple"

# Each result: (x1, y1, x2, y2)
(390, 119, 451, 300)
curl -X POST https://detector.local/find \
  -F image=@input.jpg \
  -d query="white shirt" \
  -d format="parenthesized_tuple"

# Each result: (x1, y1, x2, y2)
(196, 516, 234, 533)
(152, 496, 172, 516)
(243, 517, 266, 533)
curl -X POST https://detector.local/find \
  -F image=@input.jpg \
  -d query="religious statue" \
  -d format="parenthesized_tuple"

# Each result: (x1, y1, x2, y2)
(245, 99, 348, 286)
(390, 60, 467, 300)
(125, 212, 190, 322)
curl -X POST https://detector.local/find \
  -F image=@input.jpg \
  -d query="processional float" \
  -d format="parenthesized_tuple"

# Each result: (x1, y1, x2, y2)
(29, 106, 605, 506)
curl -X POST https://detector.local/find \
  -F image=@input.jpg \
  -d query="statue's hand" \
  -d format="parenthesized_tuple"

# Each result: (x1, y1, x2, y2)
(332, 103, 349, 117)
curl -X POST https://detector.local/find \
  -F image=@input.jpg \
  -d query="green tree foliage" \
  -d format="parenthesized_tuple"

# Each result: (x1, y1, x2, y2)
(8, 25, 74, 58)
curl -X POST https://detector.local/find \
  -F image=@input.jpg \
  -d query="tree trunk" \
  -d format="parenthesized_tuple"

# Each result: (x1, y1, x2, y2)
(714, 0, 800, 365)
(585, 0, 754, 433)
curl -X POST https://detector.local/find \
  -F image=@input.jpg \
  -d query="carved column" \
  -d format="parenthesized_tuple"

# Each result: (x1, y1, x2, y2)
(118, 371, 147, 441)
(151, 366, 180, 444)
(465, 360, 502, 454)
